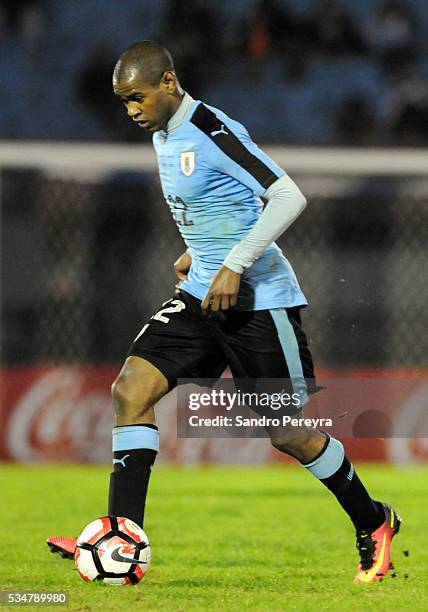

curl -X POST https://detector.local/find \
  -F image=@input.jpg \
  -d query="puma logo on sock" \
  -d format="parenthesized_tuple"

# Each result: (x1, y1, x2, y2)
(113, 454, 130, 468)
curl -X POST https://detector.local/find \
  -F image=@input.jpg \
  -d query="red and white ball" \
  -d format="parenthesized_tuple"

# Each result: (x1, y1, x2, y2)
(74, 516, 151, 585)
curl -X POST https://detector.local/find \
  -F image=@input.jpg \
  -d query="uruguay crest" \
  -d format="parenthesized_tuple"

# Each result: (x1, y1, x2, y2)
(180, 151, 195, 176)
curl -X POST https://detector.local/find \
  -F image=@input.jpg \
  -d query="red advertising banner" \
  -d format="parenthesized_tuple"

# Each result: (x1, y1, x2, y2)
(1, 367, 427, 464)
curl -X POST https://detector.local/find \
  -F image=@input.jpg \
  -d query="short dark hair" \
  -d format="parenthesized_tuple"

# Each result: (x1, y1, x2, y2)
(113, 40, 175, 86)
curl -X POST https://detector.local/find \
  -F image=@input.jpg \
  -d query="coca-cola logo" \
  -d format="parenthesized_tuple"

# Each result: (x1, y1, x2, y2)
(5, 368, 113, 462)
(5, 368, 426, 465)
(3, 369, 273, 465)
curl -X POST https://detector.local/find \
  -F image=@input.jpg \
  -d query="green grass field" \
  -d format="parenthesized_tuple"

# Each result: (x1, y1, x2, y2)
(1, 464, 426, 611)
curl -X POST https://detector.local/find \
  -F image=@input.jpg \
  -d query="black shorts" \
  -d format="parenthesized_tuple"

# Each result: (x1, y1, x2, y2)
(127, 290, 317, 402)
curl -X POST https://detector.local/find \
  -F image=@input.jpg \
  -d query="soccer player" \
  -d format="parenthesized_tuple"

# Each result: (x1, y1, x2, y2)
(47, 41, 400, 583)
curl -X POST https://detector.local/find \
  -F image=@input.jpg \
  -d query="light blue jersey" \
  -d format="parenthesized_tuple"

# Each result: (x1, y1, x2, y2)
(152, 99, 307, 310)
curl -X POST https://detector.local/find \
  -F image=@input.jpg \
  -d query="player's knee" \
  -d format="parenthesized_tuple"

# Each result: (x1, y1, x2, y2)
(111, 374, 154, 421)
(269, 427, 319, 462)
(111, 374, 136, 416)
(111, 357, 168, 421)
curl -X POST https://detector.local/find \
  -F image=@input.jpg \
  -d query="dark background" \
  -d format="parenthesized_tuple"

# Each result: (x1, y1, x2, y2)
(1, 0, 427, 370)
(1, 0, 428, 145)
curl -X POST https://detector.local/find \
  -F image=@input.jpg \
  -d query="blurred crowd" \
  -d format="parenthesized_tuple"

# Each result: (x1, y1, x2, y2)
(1, 0, 428, 145)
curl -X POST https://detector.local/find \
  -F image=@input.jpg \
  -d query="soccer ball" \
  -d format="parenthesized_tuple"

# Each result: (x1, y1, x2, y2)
(74, 516, 151, 585)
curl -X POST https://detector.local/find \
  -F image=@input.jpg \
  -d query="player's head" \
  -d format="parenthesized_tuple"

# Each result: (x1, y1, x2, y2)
(113, 40, 182, 133)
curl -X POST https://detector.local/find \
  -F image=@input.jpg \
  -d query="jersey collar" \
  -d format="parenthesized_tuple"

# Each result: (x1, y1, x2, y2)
(166, 92, 196, 133)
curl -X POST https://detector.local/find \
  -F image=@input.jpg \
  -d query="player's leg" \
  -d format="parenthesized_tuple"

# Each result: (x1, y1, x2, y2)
(47, 291, 226, 559)
(108, 355, 168, 527)
(47, 356, 165, 559)
(217, 306, 400, 581)
(267, 424, 386, 536)
(109, 291, 225, 528)
(268, 422, 401, 583)
(47, 355, 167, 559)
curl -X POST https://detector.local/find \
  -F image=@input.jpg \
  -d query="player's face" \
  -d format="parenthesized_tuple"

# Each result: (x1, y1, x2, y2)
(114, 72, 176, 133)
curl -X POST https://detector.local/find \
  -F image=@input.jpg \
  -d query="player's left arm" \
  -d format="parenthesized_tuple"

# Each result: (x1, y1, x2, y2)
(193, 105, 307, 313)
(201, 175, 306, 314)
(222, 173, 307, 273)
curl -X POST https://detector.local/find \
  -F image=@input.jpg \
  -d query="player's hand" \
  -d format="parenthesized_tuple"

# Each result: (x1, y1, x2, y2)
(174, 251, 192, 290)
(202, 266, 241, 315)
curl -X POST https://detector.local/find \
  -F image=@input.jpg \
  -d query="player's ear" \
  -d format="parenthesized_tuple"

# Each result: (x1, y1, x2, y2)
(160, 70, 177, 94)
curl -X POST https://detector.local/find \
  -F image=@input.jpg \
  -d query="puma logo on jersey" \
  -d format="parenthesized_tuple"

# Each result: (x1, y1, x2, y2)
(211, 124, 228, 137)
(113, 454, 130, 467)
